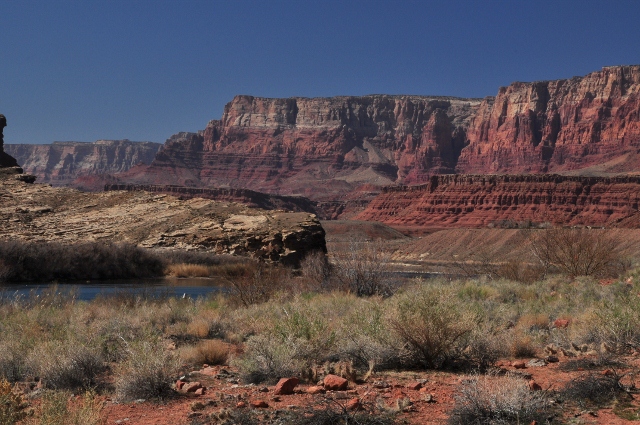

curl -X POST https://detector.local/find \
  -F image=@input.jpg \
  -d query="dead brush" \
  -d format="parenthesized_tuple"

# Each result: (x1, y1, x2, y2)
(448, 373, 549, 425)
(180, 339, 229, 367)
(165, 263, 211, 278)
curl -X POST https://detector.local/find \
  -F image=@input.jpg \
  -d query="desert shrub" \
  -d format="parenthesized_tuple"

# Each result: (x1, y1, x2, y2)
(0, 379, 28, 425)
(226, 263, 292, 307)
(31, 390, 104, 425)
(460, 325, 509, 370)
(180, 339, 229, 367)
(389, 285, 476, 369)
(331, 239, 396, 297)
(234, 333, 308, 384)
(114, 341, 178, 402)
(300, 250, 332, 289)
(165, 263, 211, 278)
(0, 240, 164, 282)
(335, 301, 400, 370)
(561, 373, 626, 407)
(530, 227, 627, 278)
(28, 342, 103, 391)
(448, 374, 549, 425)
(0, 342, 26, 383)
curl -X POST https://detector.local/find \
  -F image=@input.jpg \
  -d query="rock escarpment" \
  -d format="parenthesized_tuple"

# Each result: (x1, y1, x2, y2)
(123, 65, 640, 203)
(126, 95, 482, 199)
(0, 175, 326, 266)
(0, 114, 19, 168)
(5, 140, 162, 187)
(104, 184, 318, 214)
(356, 174, 640, 228)
(458, 65, 640, 174)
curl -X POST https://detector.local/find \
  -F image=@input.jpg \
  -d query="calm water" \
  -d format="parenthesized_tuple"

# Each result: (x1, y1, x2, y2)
(0, 277, 226, 302)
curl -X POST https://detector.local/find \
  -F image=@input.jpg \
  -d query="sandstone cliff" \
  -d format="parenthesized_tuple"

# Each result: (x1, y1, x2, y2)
(458, 65, 640, 174)
(0, 174, 326, 266)
(125, 95, 482, 199)
(122, 65, 640, 202)
(356, 174, 640, 228)
(5, 140, 162, 187)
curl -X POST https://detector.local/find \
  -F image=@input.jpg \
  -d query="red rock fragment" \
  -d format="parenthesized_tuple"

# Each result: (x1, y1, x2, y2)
(250, 400, 269, 408)
(236, 401, 246, 408)
(323, 374, 348, 391)
(346, 398, 363, 411)
(274, 377, 299, 395)
(554, 319, 570, 328)
(194, 387, 205, 396)
(175, 379, 185, 390)
(512, 361, 526, 369)
(184, 382, 202, 393)
(406, 382, 422, 391)
(306, 386, 325, 394)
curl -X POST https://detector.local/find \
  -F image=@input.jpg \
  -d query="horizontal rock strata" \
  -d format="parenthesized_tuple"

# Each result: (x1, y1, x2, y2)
(356, 174, 640, 228)
(0, 176, 326, 266)
(5, 140, 162, 186)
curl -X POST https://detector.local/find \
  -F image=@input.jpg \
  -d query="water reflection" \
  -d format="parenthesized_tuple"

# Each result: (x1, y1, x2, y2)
(0, 277, 226, 302)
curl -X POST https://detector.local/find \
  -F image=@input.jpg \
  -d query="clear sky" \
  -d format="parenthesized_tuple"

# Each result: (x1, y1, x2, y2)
(1, 0, 639, 145)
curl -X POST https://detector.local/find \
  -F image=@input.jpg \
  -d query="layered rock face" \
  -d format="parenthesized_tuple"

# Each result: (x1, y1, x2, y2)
(125, 65, 640, 203)
(104, 184, 318, 214)
(356, 174, 640, 228)
(129, 96, 482, 198)
(0, 174, 326, 266)
(5, 140, 162, 186)
(458, 65, 640, 173)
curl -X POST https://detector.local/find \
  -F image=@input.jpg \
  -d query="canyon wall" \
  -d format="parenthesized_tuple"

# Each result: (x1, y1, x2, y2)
(123, 65, 640, 203)
(356, 174, 640, 228)
(126, 96, 482, 199)
(5, 140, 162, 186)
(458, 65, 640, 174)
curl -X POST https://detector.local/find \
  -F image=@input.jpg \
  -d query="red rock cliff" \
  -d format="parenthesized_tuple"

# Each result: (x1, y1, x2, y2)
(5, 140, 162, 186)
(458, 65, 640, 173)
(356, 174, 640, 228)
(132, 95, 482, 199)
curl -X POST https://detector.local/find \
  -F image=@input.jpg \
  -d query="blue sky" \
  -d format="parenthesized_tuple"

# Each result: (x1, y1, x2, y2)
(1, 0, 639, 145)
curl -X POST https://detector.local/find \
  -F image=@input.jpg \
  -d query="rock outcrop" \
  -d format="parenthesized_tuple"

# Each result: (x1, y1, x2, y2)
(121, 65, 640, 205)
(458, 65, 640, 174)
(123, 96, 482, 199)
(356, 174, 640, 228)
(104, 184, 318, 214)
(0, 174, 326, 266)
(5, 140, 162, 187)
(0, 114, 19, 168)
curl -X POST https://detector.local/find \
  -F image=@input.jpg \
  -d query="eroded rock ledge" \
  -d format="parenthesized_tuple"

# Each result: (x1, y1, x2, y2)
(0, 176, 326, 266)
(356, 174, 640, 228)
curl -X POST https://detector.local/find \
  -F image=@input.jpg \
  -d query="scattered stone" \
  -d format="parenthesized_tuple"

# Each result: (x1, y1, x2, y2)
(274, 377, 299, 395)
(346, 398, 363, 411)
(528, 380, 542, 391)
(258, 387, 269, 393)
(236, 402, 246, 408)
(190, 401, 206, 411)
(512, 361, 526, 369)
(183, 382, 202, 393)
(545, 355, 559, 363)
(527, 359, 547, 367)
(194, 388, 205, 396)
(323, 374, 348, 391)
(306, 386, 325, 394)
(250, 400, 269, 408)
(423, 393, 435, 403)
(175, 380, 185, 390)
(372, 380, 390, 389)
(554, 319, 570, 328)
(271, 396, 281, 402)
(406, 382, 422, 391)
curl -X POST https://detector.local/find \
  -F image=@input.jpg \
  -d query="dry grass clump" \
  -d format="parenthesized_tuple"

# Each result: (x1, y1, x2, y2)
(28, 342, 103, 391)
(165, 263, 211, 278)
(389, 285, 477, 369)
(180, 339, 229, 367)
(30, 390, 104, 425)
(448, 374, 549, 425)
(0, 378, 28, 425)
(0, 341, 26, 383)
(114, 341, 178, 402)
